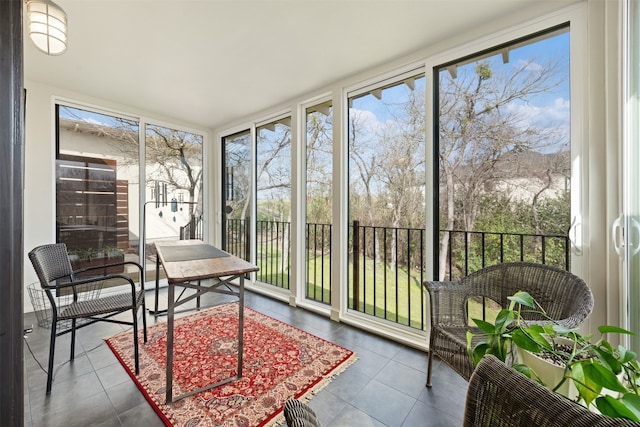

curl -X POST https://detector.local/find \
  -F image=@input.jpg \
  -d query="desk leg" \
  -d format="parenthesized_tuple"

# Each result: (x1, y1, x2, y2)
(165, 283, 175, 403)
(196, 280, 201, 309)
(154, 254, 160, 315)
(149, 255, 169, 316)
(238, 276, 244, 378)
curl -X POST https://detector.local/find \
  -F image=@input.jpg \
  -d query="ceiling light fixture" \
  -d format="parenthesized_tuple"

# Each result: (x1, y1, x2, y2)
(26, 0, 67, 56)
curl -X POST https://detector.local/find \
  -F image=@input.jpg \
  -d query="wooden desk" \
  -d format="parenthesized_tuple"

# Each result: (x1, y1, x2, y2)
(154, 240, 258, 403)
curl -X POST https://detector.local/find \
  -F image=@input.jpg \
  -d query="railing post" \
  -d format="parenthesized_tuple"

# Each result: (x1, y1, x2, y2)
(245, 217, 251, 262)
(565, 233, 570, 271)
(189, 216, 196, 239)
(353, 220, 360, 311)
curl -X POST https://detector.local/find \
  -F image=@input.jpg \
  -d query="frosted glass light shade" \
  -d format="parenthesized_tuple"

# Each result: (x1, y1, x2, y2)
(26, 0, 67, 55)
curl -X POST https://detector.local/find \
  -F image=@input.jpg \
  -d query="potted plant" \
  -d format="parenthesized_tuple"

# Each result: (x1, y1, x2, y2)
(467, 291, 640, 421)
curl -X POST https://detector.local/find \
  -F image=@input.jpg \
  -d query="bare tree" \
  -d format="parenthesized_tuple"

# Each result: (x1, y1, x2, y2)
(348, 110, 384, 262)
(222, 131, 253, 233)
(60, 108, 203, 218)
(306, 110, 333, 224)
(348, 110, 381, 227)
(377, 90, 426, 268)
(256, 121, 292, 272)
(146, 125, 203, 217)
(437, 58, 567, 279)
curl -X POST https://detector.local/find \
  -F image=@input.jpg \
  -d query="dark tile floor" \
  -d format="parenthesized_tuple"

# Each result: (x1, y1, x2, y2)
(23, 287, 468, 427)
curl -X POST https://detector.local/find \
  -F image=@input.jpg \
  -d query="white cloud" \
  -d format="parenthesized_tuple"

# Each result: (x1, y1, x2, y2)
(83, 117, 107, 126)
(516, 58, 542, 72)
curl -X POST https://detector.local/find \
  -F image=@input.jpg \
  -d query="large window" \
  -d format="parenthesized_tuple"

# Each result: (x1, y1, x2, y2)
(212, 20, 574, 341)
(142, 123, 204, 278)
(56, 105, 140, 279)
(305, 101, 333, 303)
(347, 71, 427, 327)
(256, 117, 292, 288)
(56, 105, 204, 282)
(435, 26, 571, 280)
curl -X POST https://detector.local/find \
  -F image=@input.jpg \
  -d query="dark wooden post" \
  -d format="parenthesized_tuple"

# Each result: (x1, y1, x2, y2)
(0, 0, 24, 425)
(245, 216, 251, 262)
(352, 220, 359, 311)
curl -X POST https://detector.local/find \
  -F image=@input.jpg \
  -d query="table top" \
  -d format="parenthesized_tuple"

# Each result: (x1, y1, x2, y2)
(155, 240, 258, 284)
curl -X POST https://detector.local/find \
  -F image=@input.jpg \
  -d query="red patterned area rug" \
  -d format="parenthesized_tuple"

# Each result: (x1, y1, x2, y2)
(105, 302, 356, 427)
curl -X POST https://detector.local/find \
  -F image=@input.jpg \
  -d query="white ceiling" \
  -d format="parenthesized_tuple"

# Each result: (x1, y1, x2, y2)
(24, 0, 578, 131)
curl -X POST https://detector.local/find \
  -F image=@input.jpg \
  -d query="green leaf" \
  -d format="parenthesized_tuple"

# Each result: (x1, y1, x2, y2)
(572, 362, 601, 406)
(590, 363, 628, 393)
(512, 329, 541, 353)
(486, 335, 510, 362)
(469, 342, 491, 366)
(525, 328, 553, 351)
(599, 339, 614, 353)
(549, 323, 573, 335)
(512, 363, 533, 378)
(494, 309, 515, 333)
(595, 395, 618, 418)
(542, 323, 558, 336)
(599, 325, 635, 335)
(595, 395, 640, 421)
(508, 291, 535, 308)
(620, 394, 640, 421)
(592, 347, 622, 374)
(471, 318, 496, 334)
(619, 346, 638, 364)
(527, 324, 546, 334)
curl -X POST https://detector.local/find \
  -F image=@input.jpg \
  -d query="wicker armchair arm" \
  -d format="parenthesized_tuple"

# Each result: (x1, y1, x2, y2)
(73, 261, 143, 278)
(423, 280, 472, 326)
(44, 273, 132, 290)
(45, 262, 144, 293)
(424, 279, 453, 292)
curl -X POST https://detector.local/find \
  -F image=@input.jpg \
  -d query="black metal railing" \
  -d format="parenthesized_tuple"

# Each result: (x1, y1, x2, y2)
(179, 214, 203, 240)
(441, 229, 570, 280)
(306, 223, 331, 304)
(225, 218, 570, 330)
(225, 218, 250, 261)
(350, 220, 426, 329)
(256, 220, 291, 289)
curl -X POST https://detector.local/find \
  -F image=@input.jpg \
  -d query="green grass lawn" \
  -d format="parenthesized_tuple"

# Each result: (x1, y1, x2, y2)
(257, 247, 500, 331)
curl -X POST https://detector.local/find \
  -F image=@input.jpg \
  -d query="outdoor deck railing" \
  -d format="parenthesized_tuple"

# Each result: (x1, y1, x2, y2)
(224, 219, 570, 330)
(179, 214, 203, 240)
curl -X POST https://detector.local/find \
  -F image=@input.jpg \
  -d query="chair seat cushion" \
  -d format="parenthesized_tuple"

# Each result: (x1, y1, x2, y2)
(59, 291, 143, 320)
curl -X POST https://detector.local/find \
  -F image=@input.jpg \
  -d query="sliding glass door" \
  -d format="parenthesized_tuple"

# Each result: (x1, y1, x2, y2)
(222, 129, 252, 261)
(624, 0, 640, 352)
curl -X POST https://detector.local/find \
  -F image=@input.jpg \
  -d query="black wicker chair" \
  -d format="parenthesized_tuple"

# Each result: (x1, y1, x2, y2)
(424, 261, 593, 387)
(464, 355, 640, 426)
(29, 243, 147, 393)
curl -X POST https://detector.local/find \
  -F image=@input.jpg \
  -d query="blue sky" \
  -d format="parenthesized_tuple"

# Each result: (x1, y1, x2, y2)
(350, 29, 570, 153)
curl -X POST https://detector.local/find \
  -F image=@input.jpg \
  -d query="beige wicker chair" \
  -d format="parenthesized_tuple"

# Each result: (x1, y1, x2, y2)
(424, 261, 593, 387)
(464, 355, 640, 426)
(29, 243, 147, 394)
